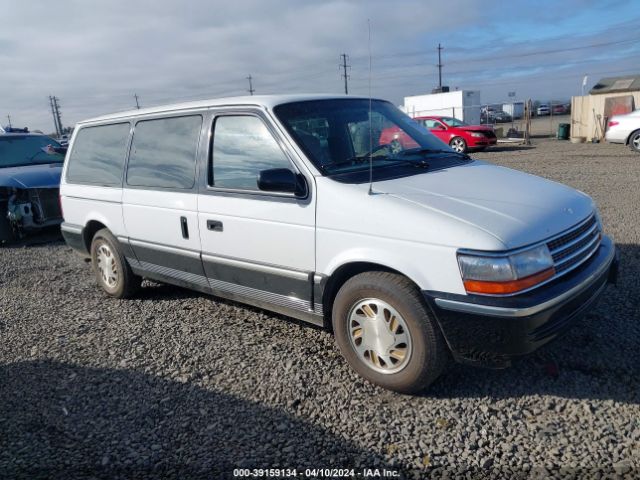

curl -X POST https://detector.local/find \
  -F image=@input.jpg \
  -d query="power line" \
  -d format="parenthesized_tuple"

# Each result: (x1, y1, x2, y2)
(349, 34, 640, 66)
(349, 51, 640, 87)
(340, 53, 350, 94)
(246, 75, 255, 95)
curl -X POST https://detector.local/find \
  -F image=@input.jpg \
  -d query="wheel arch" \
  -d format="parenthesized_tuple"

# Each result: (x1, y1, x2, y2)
(82, 219, 108, 252)
(320, 261, 421, 330)
(626, 128, 640, 145)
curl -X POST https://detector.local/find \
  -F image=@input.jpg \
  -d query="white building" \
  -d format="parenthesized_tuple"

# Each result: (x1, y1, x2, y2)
(403, 90, 481, 125)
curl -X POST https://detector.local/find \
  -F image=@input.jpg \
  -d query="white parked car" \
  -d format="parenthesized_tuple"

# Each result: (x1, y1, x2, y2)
(536, 104, 550, 116)
(605, 109, 640, 153)
(60, 95, 618, 393)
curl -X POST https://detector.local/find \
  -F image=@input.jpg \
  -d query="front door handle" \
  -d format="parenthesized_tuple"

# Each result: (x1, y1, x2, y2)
(207, 220, 223, 232)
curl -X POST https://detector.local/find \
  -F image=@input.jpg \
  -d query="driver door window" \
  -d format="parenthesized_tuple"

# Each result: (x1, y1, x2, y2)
(424, 119, 444, 130)
(211, 115, 293, 191)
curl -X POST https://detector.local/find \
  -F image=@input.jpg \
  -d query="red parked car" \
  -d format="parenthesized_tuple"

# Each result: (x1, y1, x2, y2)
(380, 116, 497, 153)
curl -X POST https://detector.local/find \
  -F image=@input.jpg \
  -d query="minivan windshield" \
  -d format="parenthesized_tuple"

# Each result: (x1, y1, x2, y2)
(0, 135, 65, 168)
(274, 99, 464, 176)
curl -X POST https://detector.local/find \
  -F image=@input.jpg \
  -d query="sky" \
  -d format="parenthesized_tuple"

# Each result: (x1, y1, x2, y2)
(1, 0, 640, 133)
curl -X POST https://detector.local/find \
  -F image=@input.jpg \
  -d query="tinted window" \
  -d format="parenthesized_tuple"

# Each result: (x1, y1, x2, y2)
(67, 123, 130, 185)
(127, 115, 202, 189)
(211, 115, 292, 190)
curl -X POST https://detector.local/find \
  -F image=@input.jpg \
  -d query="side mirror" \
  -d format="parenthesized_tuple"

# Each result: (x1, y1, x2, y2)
(257, 168, 307, 197)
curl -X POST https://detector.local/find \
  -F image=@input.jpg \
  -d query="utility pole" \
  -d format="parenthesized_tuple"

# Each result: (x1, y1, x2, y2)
(49, 96, 60, 137)
(6, 114, 11, 128)
(437, 43, 444, 89)
(340, 53, 350, 94)
(134, 93, 140, 109)
(53, 96, 63, 135)
(246, 75, 255, 95)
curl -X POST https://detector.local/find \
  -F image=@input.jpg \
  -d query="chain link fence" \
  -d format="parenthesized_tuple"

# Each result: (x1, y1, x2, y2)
(405, 100, 571, 140)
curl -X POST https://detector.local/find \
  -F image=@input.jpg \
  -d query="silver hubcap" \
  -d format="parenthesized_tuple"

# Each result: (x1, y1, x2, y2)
(96, 243, 118, 288)
(451, 138, 465, 152)
(348, 298, 412, 374)
(633, 135, 640, 150)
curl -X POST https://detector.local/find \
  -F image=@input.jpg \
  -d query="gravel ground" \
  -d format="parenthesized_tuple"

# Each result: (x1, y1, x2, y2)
(1, 139, 639, 479)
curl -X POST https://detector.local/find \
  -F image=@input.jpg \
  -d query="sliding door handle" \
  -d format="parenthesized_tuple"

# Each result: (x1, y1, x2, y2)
(207, 220, 223, 232)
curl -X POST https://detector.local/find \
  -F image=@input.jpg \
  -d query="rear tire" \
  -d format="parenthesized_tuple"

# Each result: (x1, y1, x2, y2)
(449, 136, 467, 153)
(90, 228, 141, 298)
(332, 271, 448, 393)
(630, 130, 640, 153)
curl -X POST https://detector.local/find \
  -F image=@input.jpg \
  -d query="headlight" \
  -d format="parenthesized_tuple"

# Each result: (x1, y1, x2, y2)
(457, 244, 555, 295)
(470, 132, 484, 138)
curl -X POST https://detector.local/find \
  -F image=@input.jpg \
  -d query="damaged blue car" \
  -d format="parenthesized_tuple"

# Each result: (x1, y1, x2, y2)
(0, 133, 65, 243)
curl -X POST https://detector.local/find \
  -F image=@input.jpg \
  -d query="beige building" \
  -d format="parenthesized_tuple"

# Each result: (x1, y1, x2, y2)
(570, 75, 640, 140)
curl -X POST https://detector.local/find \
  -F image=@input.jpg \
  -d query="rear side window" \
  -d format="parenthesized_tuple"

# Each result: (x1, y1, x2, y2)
(211, 115, 292, 191)
(126, 115, 202, 189)
(66, 123, 130, 185)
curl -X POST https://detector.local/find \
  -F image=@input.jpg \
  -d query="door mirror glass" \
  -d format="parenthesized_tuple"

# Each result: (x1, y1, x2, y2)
(257, 168, 306, 196)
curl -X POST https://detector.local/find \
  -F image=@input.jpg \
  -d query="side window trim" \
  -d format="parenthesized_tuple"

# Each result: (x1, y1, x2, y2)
(123, 113, 204, 192)
(206, 111, 304, 199)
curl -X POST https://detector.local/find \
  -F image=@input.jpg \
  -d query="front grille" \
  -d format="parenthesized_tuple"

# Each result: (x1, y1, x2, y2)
(29, 188, 62, 222)
(547, 215, 601, 277)
(484, 131, 497, 139)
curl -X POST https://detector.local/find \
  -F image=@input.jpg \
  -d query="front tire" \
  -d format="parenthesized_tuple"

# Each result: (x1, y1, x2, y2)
(90, 228, 141, 298)
(333, 272, 448, 393)
(630, 130, 640, 153)
(449, 136, 467, 153)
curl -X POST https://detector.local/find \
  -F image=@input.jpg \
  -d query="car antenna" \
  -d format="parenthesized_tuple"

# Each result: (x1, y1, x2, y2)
(367, 19, 374, 195)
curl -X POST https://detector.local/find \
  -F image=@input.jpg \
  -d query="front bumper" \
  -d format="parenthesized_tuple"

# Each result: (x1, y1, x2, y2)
(424, 235, 619, 367)
(469, 138, 497, 148)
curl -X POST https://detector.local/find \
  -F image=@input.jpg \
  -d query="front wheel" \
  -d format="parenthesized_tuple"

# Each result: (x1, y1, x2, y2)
(449, 136, 467, 153)
(90, 228, 141, 298)
(332, 272, 448, 393)
(630, 130, 640, 153)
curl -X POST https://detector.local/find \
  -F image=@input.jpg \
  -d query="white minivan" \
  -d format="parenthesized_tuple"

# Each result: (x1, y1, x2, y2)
(60, 95, 618, 393)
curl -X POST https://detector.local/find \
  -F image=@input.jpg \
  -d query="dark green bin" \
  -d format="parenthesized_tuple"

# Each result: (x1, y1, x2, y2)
(557, 123, 570, 140)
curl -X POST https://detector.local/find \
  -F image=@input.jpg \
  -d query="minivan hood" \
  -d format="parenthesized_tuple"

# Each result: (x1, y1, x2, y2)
(374, 161, 593, 249)
(0, 163, 62, 189)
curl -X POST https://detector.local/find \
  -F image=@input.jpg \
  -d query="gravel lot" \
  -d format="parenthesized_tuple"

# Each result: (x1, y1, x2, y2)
(1, 139, 638, 479)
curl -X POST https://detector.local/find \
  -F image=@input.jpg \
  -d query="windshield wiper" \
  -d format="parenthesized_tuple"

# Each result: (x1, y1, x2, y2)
(398, 147, 472, 160)
(322, 155, 430, 172)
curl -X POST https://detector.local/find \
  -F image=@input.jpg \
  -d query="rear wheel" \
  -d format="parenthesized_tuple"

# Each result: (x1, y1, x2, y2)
(449, 136, 467, 153)
(332, 272, 448, 393)
(630, 130, 640, 153)
(90, 228, 141, 298)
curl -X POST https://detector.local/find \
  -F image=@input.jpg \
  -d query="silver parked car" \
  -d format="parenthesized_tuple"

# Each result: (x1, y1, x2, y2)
(605, 109, 640, 153)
